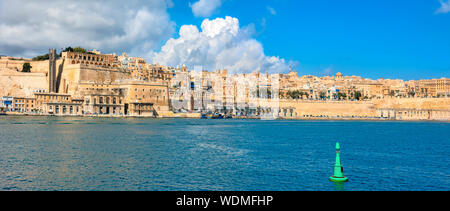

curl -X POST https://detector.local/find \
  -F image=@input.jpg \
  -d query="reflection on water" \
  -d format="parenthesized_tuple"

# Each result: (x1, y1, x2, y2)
(0, 116, 449, 191)
(333, 182, 346, 191)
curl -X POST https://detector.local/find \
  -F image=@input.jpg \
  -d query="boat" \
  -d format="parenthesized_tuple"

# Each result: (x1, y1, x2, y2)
(211, 113, 224, 119)
(201, 114, 208, 119)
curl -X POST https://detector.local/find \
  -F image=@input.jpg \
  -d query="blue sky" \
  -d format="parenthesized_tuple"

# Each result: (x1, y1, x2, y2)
(168, 0, 450, 80)
(0, 0, 449, 80)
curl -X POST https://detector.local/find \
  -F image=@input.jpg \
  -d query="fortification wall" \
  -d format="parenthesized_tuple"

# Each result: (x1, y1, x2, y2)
(29, 60, 51, 73)
(0, 58, 27, 71)
(0, 68, 47, 97)
(277, 98, 450, 120)
(78, 65, 131, 84)
(373, 98, 450, 110)
(279, 100, 377, 117)
(57, 64, 131, 97)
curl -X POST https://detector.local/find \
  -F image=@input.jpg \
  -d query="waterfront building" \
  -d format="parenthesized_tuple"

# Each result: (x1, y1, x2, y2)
(35, 92, 83, 115)
(1, 96, 13, 111)
(12, 97, 36, 113)
(78, 83, 125, 115)
(8, 49, 172, 117)
(0, 48, 448, 120)
(121, 81, 170, 116)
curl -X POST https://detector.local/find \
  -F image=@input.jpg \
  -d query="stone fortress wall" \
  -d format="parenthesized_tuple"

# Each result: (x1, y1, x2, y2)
(0, 54, 131, 98)
(276, 98, 450, 120)
(0, 58, 47, 97)
(0, 53, 448, 120)
(278, 99, 377, 118)
(0, 70, 47, 97)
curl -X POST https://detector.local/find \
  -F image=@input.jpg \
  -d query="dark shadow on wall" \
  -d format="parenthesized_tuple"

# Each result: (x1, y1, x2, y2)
(55, 58, 65, 93)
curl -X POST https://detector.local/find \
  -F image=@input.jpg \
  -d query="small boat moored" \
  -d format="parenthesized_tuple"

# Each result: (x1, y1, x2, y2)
(211, 113, 224, 119)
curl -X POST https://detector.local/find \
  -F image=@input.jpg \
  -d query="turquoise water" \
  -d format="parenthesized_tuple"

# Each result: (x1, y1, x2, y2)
(0, 116, 448, 191)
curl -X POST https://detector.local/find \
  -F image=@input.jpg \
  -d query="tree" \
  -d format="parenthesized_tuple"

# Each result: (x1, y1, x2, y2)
(32, 53, 49, 61)
(63, 47, 74, 52)
(22, 63, 32, 72)
(73, 46, 87, 53)
(291, 90, 301, 99)
(319, 91, 326, 100)
(337, 92, 347, 100)
(60, 46, 94, 56)
(353, 91, 362, 100)
(390, 90, 395, 97)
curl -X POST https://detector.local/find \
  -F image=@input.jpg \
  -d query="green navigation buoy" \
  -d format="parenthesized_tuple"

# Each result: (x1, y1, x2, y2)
(329, 142, 348, 182)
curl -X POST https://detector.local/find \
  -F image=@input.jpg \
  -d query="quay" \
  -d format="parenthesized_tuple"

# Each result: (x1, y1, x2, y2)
(0, 49, 449, 122)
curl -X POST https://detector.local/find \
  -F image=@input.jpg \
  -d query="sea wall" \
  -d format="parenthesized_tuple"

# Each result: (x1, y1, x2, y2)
(279, 99, 377, 118)
(277, 98, 450, 121)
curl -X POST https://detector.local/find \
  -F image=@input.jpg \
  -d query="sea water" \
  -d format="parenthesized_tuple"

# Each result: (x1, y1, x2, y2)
(0, 116, 448, 191)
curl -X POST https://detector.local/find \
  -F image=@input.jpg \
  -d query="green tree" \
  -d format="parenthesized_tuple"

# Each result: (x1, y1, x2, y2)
(32, 53, 49, 61)
(73, 46, 87, 53)
(63, 47, 74, 52)
(353, 91, 362, 100)
(336, 92, 347, 100)
(292, 90, 301, 99)
(22, 62, 32, 72)
(319, 91, 326, 100)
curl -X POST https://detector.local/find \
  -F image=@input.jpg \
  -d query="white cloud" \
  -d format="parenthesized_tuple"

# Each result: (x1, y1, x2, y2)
(436, 0, 450, 14)
(151, 16, 292, 74)
(0, 0, 175, 57)
(190, 0, 223, 17)
(267, 6, 277, 15)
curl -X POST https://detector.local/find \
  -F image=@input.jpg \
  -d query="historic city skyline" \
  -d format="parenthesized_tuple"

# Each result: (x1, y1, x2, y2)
(0, 46, 449, 121)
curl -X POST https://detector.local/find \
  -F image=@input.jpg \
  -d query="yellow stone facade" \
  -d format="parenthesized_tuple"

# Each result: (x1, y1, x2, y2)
(1, 50, 449, 120)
